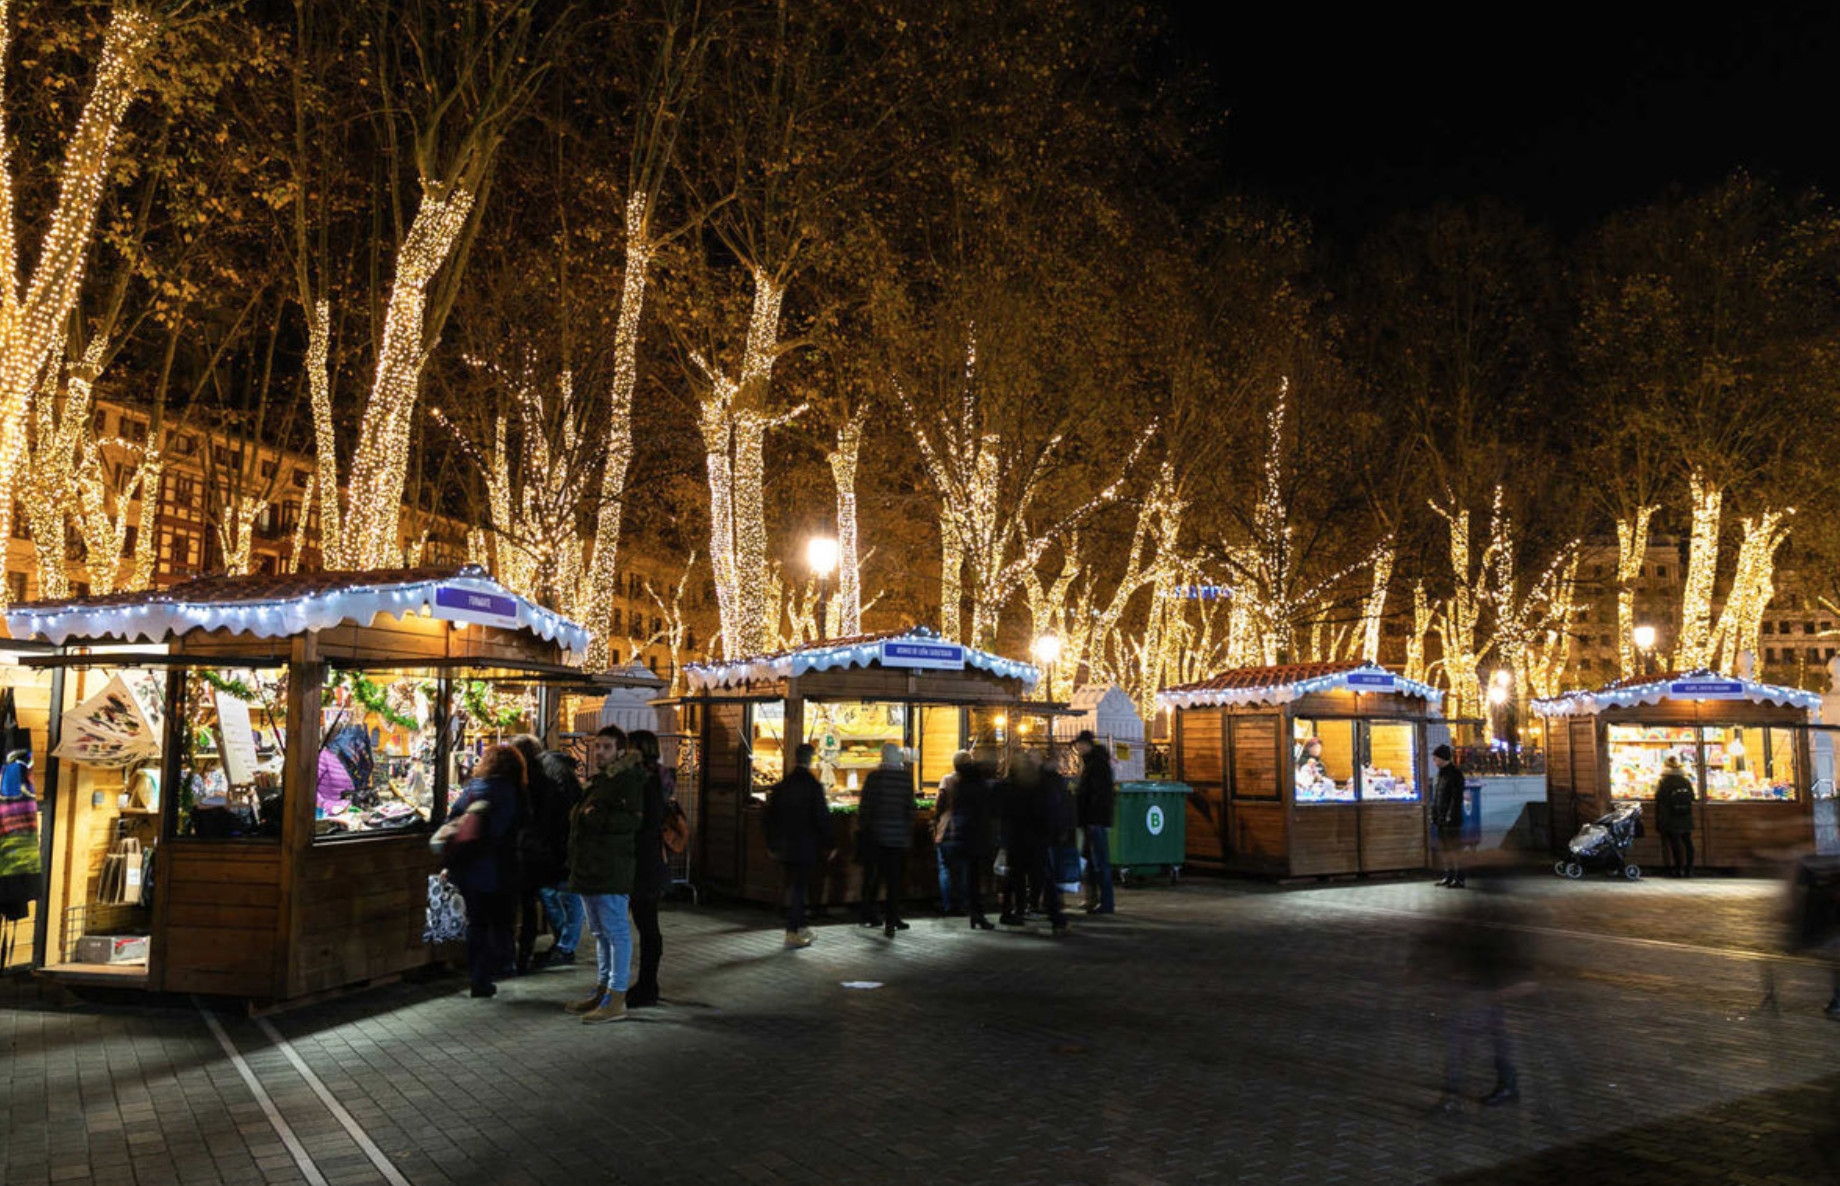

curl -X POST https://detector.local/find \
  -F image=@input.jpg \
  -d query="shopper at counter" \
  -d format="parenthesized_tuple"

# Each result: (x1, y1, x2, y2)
(766, 743, 833, 948)
(1074, 730, 1116, 916)
(1431, 745, 1467, 889)
(445, 744, 526, 999)
(1656, 755, 1697, 878)
(859, 743, 916, 938)
(935, 751, 996, 929)
(626, 729, 670, 1005)
(565, 726, 643, 1025)
(510, 735, 579, 972)
(999, 751, 1069, 935)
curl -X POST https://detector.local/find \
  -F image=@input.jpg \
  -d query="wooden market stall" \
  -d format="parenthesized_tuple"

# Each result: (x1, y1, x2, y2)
(673, 626, 1044, 904)
(1159, 661, 1443, 878)
(4, 565, 596, 1003)
(1534, 669, 1822, 870)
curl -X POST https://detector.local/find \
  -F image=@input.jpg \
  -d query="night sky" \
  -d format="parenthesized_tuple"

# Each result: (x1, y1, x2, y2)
(1168, 2, 1840, 243)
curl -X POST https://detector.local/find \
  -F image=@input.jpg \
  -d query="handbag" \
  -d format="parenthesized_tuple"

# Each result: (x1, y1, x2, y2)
(992, 847, 1009, 879)
(422, 872, 467, 944)
(431, 800, 488, 866)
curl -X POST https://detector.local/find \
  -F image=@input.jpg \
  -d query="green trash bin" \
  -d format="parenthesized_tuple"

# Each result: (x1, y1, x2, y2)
(1110, 781, 1188, 882)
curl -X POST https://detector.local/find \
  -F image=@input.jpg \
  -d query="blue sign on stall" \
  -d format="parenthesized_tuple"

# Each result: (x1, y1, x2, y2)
(1346, 671, 1397, 691)
(433, 584, 521, 631)
(880, 640, 966, 671)
(1668, 678, 1746, 699)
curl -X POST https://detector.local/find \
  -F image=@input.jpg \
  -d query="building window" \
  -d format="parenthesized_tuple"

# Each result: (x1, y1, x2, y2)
(6, 572, 24, 603)
(121, 417, 147, 443)
(258, 554, 278, 575)
(260, 460, 277, 479)
(1763, 621, 1774, 635)
(121, 524, 137, 557)
(1766, 648, 1778, 663)
(9, 503, 27, 539)
(172, 434, 197, 457)
(610, 607, 622, 632)
(90, 408, 108, 436)
(292, 469, 310, 488)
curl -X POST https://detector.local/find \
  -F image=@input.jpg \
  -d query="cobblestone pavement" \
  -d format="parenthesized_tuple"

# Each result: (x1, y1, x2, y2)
(4, 874, 1838, 1186)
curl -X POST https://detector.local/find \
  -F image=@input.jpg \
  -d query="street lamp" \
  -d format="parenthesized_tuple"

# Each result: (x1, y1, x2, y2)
(1031, 631, 1063, 702)
(806, 535, 838, 641)
(1633, 624, 1657, 677)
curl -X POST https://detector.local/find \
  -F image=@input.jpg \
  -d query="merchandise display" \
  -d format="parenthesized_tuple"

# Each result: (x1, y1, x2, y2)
(1606, 723, 1798, 802)
(807, 701, 905, 802)
(316, 671, 437, 836)
(179, 667, 286, 839)
(1293, 720, 1356, 804)
(1606, 724, 1697, 800)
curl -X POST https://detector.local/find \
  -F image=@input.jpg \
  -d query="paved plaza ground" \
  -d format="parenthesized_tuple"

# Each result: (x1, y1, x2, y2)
(3, 874, 1838, 1186)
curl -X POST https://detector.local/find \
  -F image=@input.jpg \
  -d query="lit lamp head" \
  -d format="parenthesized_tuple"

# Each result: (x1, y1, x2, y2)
(806, 535, 839, 581)
(1487, 683, 1509, 706)
(1633, 624, 1657, 652)
(1031, 632, 1063, 666)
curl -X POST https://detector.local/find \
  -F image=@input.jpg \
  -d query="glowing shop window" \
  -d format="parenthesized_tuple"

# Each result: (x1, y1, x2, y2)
(1606, 724, 1697, 801)
(1702, 725, 1796, 802)
(1363, 723, 1420, 802)
(1293, 719, 1356, 804)
(807, 701, 905, 804)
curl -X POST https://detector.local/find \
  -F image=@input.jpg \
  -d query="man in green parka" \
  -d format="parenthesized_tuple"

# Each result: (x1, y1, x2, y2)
(563, 725, 646, 1024)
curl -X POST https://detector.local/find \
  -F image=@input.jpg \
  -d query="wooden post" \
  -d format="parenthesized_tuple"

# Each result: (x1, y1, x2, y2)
(277, 631, 321, 1001)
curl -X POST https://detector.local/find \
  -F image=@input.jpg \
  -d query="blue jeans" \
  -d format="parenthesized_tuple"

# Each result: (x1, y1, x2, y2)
(1083, 825, 1114, 911)
(537, 886, 585, 954)
(580, 893, 632, 991)
(935, 840, 964, 912)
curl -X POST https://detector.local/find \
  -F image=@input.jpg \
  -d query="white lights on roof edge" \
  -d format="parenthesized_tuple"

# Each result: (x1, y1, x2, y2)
(3, 569, 590, 653)
(684, 626, 1040, 692)
(1530, 670, 1822, 718)
(1156, 664, 1444, 712)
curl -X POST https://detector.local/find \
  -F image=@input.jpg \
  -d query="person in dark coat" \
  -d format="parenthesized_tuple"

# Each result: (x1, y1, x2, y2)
(1074, 730, 1117, 915)
(999, 751, 1068, 934)
(564, 726, 644, 1025)
(935, 751, 995, 930)
(1655, 755, 1697, 878)
(509, 735, 579, 971)
(446, 744, 525, 998)
(858, 742, 915, 938)
(765, 743, 834, 947)
(624, 729, 671, 1005)
(1420, 873, 1533, 1110)
(1430, 744, 1467, 888)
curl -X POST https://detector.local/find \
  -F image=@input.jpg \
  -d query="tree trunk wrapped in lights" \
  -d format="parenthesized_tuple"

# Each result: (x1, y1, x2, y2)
(1429, 501, 1484, 718)
(1404, 581, 1431, 685)
(1675, 470, 1723, 670)
(1710, 508, 1793, 674)
(0, 3, 159, 593)
(303, 300, 343, 570)
(340, 184, 476, 569)
(826, 405, 868, 638)
(1614, 505, 1657, 678)
(1358, 538, 1395, 662)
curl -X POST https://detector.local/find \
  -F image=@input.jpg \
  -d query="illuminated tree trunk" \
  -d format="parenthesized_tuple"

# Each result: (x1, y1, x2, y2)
(1676, 472, 1722, 670)
(580, 197, 654, 664)
(1614, 505, 1656, 678)
(303, 300, 344, 570)
(1430, 502, 1483, 717)
(938, 515, 964, 643)
(1405, 582, 1431, 685)
(1359, 539, 1395, 662)
(827, 406, 866, 637)
(340, 184, 476, 569)
(0, 5, 159, 592)
(697, 392, 740, 658)
(1710, 509, 1791, 673)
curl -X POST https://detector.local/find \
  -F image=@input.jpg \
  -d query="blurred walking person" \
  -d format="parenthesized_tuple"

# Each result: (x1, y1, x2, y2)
(1431, 744, 1467, 888)
(564, 726, 643, 1024)
(1655, 755, 1696, 878)
(859, 742, 915, 938)
(999, 752, 1068, 935)
(766, 743, 833, 948)
(1074, 730, 1116, 915)
(1422, 873, 1534, 1111)
(626, 729, 670, 1006)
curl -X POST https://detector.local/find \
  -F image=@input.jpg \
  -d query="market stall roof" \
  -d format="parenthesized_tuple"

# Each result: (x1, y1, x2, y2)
(3, 564, 591, 652)
(684, 625, 1039, 692)
(1157, 661, 1443, 711)
(1530, 668, 1822, 718)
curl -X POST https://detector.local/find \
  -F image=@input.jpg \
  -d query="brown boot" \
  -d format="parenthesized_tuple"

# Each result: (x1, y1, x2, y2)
(564, 984, 608, 1015)
(582, 995, 628, 1024)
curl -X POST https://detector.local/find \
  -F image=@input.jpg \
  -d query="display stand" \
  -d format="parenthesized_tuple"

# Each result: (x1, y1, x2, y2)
(1534, 669, 1823, 870)
(1160, 662, 1443, 877)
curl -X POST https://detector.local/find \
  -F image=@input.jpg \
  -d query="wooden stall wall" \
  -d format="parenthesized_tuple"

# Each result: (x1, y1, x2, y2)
(290, 836, 434, 997)
(1227, 714, 1286, 874)
(152, 842, 282, 996)
(1546, 719, 1574, 852)
(1176, 709, 1225, 868)
(700, 703, 749, 893)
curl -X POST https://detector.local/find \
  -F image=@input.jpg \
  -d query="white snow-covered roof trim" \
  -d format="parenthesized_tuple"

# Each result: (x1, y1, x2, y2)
(685, 626, 1039, 692)
(1157, 662, 1443, 712)
(4, 567, 591, 654)
(1531, 670, 1822, 718)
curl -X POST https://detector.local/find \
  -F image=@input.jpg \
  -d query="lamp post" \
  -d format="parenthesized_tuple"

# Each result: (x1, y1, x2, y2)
(1633, 624, 1657, 678)
(806, 535, 839, 642)
(1031, 630, 1063, 703)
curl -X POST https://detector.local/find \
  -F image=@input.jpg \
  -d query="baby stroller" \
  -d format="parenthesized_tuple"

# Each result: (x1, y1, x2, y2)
(1555, 801, 1643, 881)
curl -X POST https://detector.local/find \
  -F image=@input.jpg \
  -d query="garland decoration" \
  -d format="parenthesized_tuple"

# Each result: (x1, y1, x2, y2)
(325, 671, 422, 732)
(459, 680, 527, 731)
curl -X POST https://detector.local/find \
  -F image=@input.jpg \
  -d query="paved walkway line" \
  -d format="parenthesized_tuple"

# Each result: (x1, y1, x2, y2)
(1304, 895, 1834, 968)
(194, 999, 330, 1186)
(257, 1017, 413, 1186)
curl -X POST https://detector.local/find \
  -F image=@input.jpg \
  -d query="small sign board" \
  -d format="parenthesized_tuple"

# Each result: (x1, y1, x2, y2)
(433, 584, 521, 631)
(880, 639, 966, 671)
(1668, 678, 1747, 699)
(1346, 671, 1397, 691)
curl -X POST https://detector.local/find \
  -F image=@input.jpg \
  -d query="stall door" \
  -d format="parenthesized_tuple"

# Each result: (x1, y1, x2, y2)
(700, 704, 748, 893)
(1358, 722, 1426, 872)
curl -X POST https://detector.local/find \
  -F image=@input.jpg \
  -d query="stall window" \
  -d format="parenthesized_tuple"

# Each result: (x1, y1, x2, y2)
(807, 700, 905, 806)
(175, 667, 288, 840)
(749, 701, 787, 792)
(1702, 725, 1797, 802)
(916, 705, 961, 794)
(317, 670, 443, 839)
(1362, 722, 1420, 801)
(1606, 724, 1697, 800)
(967, 705, 1011, 769)
(1293, 718, 1356, 803)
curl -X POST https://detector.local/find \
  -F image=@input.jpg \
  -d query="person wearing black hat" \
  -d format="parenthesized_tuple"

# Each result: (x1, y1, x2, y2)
(1073, 730, 1116, 914)
(1430, 744, 1467, 888)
